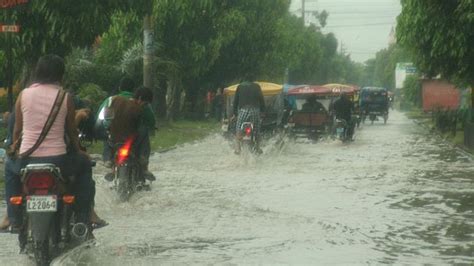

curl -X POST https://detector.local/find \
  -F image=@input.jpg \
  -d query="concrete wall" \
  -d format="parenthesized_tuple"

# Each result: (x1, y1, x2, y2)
(422, 80, 460, 112)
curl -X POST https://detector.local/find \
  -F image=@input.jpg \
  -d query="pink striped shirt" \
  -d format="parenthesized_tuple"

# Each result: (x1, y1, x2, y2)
(19, 83, 68, 157)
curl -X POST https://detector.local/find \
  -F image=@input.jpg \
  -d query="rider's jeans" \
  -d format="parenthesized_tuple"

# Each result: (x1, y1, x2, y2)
(134, 126, 151, 170)
(102, 140, 113, 163)
(18, 152, 95, 224)
(4, 157, 21, 225)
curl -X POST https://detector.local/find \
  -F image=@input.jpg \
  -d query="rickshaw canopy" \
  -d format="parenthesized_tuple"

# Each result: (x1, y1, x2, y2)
(322, 83, 359, 95)
(224, 82, 283, 96)
(360, 86, 388, 93)
(287, 85, 333, 96)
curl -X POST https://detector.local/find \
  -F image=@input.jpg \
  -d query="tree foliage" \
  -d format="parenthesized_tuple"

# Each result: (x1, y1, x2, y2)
(397, 0, 474, 86)
(402, 74, 421, 107)
(361, 44, 411, 89)
(1, 0, 367, 118)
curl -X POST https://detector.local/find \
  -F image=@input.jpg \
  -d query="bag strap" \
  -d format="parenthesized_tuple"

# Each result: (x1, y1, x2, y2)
(19, 89, 67, 158)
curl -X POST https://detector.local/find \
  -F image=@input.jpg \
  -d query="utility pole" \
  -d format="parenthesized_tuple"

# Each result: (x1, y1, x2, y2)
(143, 15, 154, 89)
(340, 42, 346, 55)
(302, 0, 305, 25)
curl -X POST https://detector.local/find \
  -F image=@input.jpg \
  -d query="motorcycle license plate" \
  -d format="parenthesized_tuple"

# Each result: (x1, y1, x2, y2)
(243, 136, 251, 141)
(27, 195, 57, 213)
(336, 127, 344, 134)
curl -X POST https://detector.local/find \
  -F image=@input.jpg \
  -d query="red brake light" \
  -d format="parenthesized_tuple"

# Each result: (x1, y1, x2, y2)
(26, 173, 55, 189)
(117, 137, 135, 165)
(10, 196, 23, 205)
(245, 126, 252, 136)
(63, 195, 75, 204)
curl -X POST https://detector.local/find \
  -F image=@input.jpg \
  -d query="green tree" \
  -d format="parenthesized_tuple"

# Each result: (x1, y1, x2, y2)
(397, 0, 473, 121)
(95, 10, 142, 66)
(402, 74, 422, 107)
(362, 44, 411, 90)
(397, 0, 473, 87)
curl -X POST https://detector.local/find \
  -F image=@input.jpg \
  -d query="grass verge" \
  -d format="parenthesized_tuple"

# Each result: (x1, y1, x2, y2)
(86, 119, 220, 155)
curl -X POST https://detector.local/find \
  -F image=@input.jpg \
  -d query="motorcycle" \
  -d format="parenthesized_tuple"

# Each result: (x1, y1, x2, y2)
(240, 122, 260, 154)
(10, 163, 92, 266)
(334, 118, 351, 142)
(97, 104, 151, 202)
(111, 136, 150, 202)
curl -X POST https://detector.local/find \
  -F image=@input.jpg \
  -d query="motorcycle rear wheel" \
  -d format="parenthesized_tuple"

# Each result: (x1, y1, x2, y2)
(34, 240, 50, 266)
(117, 166, 131, 202)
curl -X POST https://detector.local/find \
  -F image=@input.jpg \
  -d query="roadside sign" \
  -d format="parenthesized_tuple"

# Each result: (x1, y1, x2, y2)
(0, 24, 20, 32)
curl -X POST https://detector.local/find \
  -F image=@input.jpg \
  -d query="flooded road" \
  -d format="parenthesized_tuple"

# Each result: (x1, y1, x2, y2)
(1, 110, 473, 265)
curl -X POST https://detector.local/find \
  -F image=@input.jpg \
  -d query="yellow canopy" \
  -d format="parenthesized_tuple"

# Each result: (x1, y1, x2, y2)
(224, 82, 283, 96)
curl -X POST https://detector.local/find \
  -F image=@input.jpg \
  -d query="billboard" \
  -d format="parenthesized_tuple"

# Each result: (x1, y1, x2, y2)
(395, 62, 416, 89)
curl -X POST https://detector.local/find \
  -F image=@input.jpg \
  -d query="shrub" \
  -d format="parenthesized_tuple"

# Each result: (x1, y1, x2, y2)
(77, 83, 107, 112)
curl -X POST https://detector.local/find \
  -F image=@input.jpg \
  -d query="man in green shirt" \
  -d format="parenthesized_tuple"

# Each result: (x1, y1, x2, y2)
(97, 78, 156, 181)
(97, 78, 135, 166)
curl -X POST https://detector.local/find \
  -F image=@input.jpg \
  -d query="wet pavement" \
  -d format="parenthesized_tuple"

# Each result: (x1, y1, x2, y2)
(1, 110, 473, 265)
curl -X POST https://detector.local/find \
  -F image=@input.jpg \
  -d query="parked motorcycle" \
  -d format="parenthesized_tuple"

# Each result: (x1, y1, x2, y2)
(10, 164, 92, 266)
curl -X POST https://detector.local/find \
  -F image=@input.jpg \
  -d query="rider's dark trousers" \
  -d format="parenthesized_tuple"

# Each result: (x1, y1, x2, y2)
(102, 140, 113, 163)
(18, 152, 95, 224)
(134, 126, 151, 170)
(4, 157, 21, 225)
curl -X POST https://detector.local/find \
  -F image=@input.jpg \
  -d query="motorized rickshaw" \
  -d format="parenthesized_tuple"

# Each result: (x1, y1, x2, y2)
(221, 82, 284, 138)
(359, 86, 389, 124)
(285, 85, 333, 140)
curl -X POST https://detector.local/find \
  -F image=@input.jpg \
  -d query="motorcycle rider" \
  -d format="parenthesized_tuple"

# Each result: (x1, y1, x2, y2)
(0, 111, 21, 231)
(11, 54, 96, 226)
(332, 92, 355, 139)
(232, 75, 265, 154)
(2, 107, 106, 230)
(102, 86, 156, 182)
(133, 86, 156, 181)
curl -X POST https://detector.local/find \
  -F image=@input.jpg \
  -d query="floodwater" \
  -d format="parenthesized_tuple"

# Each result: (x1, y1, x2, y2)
(1, 110, 473, 265)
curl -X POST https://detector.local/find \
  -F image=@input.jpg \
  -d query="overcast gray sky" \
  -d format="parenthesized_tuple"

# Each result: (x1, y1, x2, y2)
(290, 0, 401, 63)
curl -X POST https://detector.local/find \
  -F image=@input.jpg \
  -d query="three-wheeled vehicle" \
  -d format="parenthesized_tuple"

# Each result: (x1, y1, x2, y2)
(285, 85, 333, 140)
(359, 86, 389, 124)
(221, 82, 284, 138)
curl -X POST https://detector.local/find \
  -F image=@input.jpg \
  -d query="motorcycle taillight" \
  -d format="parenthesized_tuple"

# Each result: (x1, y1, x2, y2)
(117, 137, 134, 165)
(244, 126, 252, 137)
(26, 173, 55, 190)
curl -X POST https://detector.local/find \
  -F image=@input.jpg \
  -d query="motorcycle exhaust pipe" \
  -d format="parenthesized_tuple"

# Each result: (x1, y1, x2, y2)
(71, 223, 89, 241)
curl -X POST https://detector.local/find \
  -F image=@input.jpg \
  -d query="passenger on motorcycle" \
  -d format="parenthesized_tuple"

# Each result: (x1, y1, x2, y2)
(232, 76, 266, 154)
(11, 54, 96, 225)
(1, 102, 106, 230)
(332, 92, 355, 140)
(98, 77, 136, 168)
